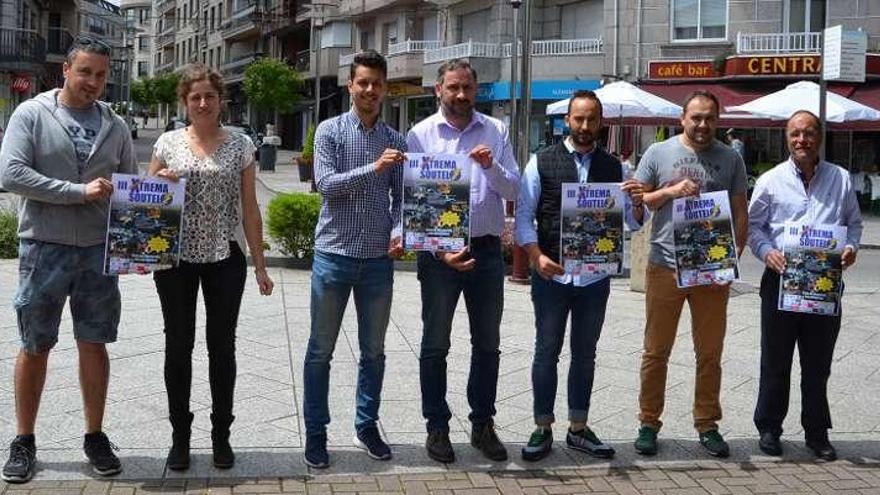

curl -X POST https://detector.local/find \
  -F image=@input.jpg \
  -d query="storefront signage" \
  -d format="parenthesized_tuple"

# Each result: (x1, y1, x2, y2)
(649, 61, 717, 79)
(387, 82, 426, 97)
(476, 80, 601, 102)
(824, 25, 867, 82)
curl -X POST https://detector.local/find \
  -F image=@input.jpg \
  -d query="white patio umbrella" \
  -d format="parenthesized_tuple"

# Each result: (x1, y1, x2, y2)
(726, 80, 880, 122)
(545, 80, 682, 118)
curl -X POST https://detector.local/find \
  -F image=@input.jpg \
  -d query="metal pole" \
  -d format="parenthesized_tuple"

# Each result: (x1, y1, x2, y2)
(518, 0, 532, 165)
(314, 19, 323, 126)
(509, 5, 518, 154)
(819, 20, 829, 161)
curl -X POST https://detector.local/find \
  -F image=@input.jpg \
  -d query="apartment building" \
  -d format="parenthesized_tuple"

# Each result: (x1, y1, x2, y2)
(122, 0, 155, 82)
(0, 0, 125, 127)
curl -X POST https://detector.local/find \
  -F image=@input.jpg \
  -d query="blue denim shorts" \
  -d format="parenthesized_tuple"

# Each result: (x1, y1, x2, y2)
(13, 240, 121, 354)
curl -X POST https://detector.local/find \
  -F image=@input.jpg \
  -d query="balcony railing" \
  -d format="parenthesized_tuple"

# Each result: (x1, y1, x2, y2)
(222, 53, 257, 74)
(338, 52, 355, 67)
(387, 39, 442, 56)
(424, 41, 505, 64)
(156, 27, 175, 48)
(155, 0, 175, 12)
(500, 38, 603, 57)
(221, 6, 258, 38)
(0, 28, 45, 64)
(294, 49, 310, 72)
(736, 31, 822, 54)
(155, 60, 175, 73)
(47, 27, 73, 55)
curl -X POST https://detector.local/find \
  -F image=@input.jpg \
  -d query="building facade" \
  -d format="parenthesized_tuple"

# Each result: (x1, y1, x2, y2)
(122, 0, 155, 84)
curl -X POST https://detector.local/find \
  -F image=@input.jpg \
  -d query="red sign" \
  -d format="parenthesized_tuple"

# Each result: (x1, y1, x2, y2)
(649, 61, 718, 79)
(11, 76, 31, 93)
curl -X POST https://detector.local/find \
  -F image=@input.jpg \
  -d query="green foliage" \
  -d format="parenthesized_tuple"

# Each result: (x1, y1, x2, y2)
(0, 206, 18, 259)
(130, 78, 155, 107)
(266, 192, 321, 258)
(153, 72, 180, 106)
(243, 58, 303, 114)
(301, 124, 316, 162)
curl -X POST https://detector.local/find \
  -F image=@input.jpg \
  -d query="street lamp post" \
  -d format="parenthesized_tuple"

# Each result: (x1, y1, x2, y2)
(508, 0, 531, 284)
(313, 14, 324, 127)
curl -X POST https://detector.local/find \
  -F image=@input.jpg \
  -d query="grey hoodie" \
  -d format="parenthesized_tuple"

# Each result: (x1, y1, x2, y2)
(0, 89, 136, 247)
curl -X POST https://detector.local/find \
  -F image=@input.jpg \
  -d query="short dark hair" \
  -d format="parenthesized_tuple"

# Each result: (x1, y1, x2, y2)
(436, 59, 478, 85)
(66, 35, 112, 64)
(681, 90, 720, 116)
(567, 89, 603, 119)
(787, 110, 822, 140)
(349, 50, 387, 80)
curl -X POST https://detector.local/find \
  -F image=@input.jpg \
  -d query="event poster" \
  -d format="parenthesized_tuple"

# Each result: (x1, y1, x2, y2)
(559, 183, 625, 280)
(672, 190, 739, 288)
(778, 223, 847, 316)
(402, 153, 471, 252)
(104, 173, 186, 275)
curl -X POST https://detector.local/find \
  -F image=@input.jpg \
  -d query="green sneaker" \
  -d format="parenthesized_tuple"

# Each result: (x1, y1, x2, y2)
(521, 427, 552, 462)
(566, 427, 615, 459)
(634, 426, 658, 455)
(699, 429, 730, 458)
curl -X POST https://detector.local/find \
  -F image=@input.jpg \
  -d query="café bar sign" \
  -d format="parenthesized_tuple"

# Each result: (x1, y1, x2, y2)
(649, 54, 837, 80)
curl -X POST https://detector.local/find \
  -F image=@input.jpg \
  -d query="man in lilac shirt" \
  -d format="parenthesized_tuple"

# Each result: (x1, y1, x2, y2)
(748, 110, 862, 461)
(406, 59, 520, 463)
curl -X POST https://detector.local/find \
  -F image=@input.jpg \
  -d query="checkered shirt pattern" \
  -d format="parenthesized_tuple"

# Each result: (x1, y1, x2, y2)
(313, 111, 406, 259)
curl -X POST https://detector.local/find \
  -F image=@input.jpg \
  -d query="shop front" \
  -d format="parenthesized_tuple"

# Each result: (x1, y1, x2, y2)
(477, 79, 601, 151)
(639, 54, 880, 181)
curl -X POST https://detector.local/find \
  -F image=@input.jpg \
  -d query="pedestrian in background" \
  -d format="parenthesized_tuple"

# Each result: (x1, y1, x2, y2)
(148, 63, 273, 472)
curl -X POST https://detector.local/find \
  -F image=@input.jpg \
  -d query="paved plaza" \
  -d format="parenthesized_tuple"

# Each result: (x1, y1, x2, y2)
(0, 145, 878, 493)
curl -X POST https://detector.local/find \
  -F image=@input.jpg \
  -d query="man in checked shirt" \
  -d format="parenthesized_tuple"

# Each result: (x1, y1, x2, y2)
(407, 59, 521, 463)
(302, 50, 406, 469)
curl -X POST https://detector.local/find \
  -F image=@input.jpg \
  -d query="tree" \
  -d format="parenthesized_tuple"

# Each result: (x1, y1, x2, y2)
(243, 58, 303, 114)
(153, 72, 180, 106)
(130, 78, 155, 107)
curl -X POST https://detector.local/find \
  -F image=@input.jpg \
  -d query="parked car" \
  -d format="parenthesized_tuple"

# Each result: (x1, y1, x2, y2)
(165, 117, 188, 132)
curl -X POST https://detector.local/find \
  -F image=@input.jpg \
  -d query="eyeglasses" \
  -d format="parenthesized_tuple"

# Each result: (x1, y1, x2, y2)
(70, 36, 112, 55)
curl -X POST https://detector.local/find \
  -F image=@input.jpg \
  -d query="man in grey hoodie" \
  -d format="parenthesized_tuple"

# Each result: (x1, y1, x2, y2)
(0, 36, 136, 483)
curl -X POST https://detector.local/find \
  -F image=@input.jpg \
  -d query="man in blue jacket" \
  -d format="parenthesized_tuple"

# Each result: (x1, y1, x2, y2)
(0, 36, 136, 483)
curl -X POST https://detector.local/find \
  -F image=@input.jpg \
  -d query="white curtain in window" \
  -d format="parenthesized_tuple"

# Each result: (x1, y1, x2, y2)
(560, 1, 603, 39)
(701, 0, 726, 38)
(459, 8, 490, 43)
(673, 0, 698, 40)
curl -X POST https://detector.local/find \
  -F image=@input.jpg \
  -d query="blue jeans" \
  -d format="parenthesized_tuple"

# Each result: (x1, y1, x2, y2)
(303, 250, 394, 437)
(417, 236, 504, 432)
(530, 274, 610, 426)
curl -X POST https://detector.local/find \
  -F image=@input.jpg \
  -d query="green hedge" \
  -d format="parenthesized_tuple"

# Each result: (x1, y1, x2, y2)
(266, 192, 321, 259)
(0, 207, 17, 259)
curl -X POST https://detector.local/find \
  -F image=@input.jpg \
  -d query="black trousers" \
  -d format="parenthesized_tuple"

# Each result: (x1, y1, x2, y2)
(754, 268, 841, 440)
(154, 242, 247, 434)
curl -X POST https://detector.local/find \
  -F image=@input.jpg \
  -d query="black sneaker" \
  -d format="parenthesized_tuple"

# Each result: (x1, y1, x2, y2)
(2, 435, 36, 483)
(521, 427, 552, 462)
(426, 430, 455, 463)
(758, 431, 782, 456)
(83, 432, 122, 476)
(566, 427, 615, 459)
(354, 426, 392, 461)
(806, 432, 837, 462)
(303, 432, 329, 469)
(699, 429, 730, 458)
(471, 421, 508, 462)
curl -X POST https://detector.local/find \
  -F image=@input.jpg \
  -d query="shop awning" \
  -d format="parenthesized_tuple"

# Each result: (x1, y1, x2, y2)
(637, 81, 880, 130)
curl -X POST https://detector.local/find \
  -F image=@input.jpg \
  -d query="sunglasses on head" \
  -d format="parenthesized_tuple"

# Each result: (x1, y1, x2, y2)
(72, 36, 112, 54)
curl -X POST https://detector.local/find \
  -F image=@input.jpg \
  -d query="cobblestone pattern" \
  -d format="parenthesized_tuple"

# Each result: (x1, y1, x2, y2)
(2, 461, 879, 494)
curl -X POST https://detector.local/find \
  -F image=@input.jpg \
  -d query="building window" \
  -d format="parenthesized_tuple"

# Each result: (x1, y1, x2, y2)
(138, 36, 149, 50)
(138, 61, 149, 77)
(560, 1, 603, 39)
(672, 0, 727, 41)
(458, 8, 491, 43)
(786, 0, 825, 33)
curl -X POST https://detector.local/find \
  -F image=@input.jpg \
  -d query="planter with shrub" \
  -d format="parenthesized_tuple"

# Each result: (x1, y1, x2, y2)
(297, 124, 316, 182)
(0, 206, 18, 259)
(266, 192, 321, 262)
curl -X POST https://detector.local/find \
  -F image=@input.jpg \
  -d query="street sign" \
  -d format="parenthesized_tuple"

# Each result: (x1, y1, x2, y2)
(823, 25, 867, 82)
